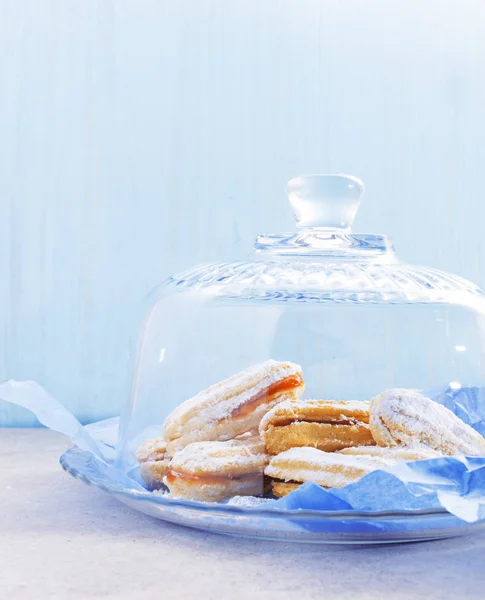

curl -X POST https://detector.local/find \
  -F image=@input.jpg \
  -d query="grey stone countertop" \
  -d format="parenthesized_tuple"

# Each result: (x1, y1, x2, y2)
(2, 428, 485, 600)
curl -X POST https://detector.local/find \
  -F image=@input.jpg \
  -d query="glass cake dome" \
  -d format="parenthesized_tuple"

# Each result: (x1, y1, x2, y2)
(118, 174, 485, 473)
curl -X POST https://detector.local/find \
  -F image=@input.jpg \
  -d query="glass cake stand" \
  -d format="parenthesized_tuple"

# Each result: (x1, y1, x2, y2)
(59, 174, 485, 544)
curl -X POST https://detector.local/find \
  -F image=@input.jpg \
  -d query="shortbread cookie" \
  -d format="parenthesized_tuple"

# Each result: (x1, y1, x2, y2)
(265, 447, 396, 497)
(136, 438, 171, 490)
(164, 360, 304, 454)
(165, 436, 269, 502)
(370, 389, 485, 456)
(259, 399, 374, 455)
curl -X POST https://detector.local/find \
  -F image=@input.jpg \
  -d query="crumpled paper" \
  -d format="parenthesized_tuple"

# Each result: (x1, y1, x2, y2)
(2, 380, 485, 523)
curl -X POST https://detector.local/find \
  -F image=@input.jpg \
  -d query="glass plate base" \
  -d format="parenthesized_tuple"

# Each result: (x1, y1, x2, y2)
(60, 446, 485, 545)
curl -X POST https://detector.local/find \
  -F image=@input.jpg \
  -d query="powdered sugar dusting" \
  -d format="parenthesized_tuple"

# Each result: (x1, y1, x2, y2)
(225, 496, 274, 507)
(169, 436, 269, 475)
(136, 438, 168, 463)
(338, 445, 442, 461)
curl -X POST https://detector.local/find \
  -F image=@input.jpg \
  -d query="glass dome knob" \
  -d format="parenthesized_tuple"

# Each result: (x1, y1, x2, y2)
(287, 174, 365, 231)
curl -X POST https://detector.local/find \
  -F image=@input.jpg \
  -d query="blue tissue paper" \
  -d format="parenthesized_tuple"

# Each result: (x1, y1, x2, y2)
(2, 380, 485, 523)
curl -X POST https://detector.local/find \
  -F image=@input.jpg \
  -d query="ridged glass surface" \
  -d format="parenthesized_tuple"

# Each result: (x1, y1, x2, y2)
(168, 260, 483, 304)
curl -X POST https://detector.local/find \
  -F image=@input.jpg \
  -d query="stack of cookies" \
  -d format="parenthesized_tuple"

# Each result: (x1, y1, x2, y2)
(137, 359, 304, 502)
(136, 360, 485, 502)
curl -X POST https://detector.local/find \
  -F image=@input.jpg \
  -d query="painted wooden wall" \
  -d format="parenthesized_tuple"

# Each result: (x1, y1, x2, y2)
(1, 0, 485, 425)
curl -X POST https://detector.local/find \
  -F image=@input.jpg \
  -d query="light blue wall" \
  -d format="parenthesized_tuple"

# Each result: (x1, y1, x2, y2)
(1, 1, 485, 425)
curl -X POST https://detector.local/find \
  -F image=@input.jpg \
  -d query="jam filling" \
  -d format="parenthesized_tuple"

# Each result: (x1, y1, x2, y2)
(225, 373, 303, 421)
(270, 417, 361, 428)
(166, 469, 263, 487)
